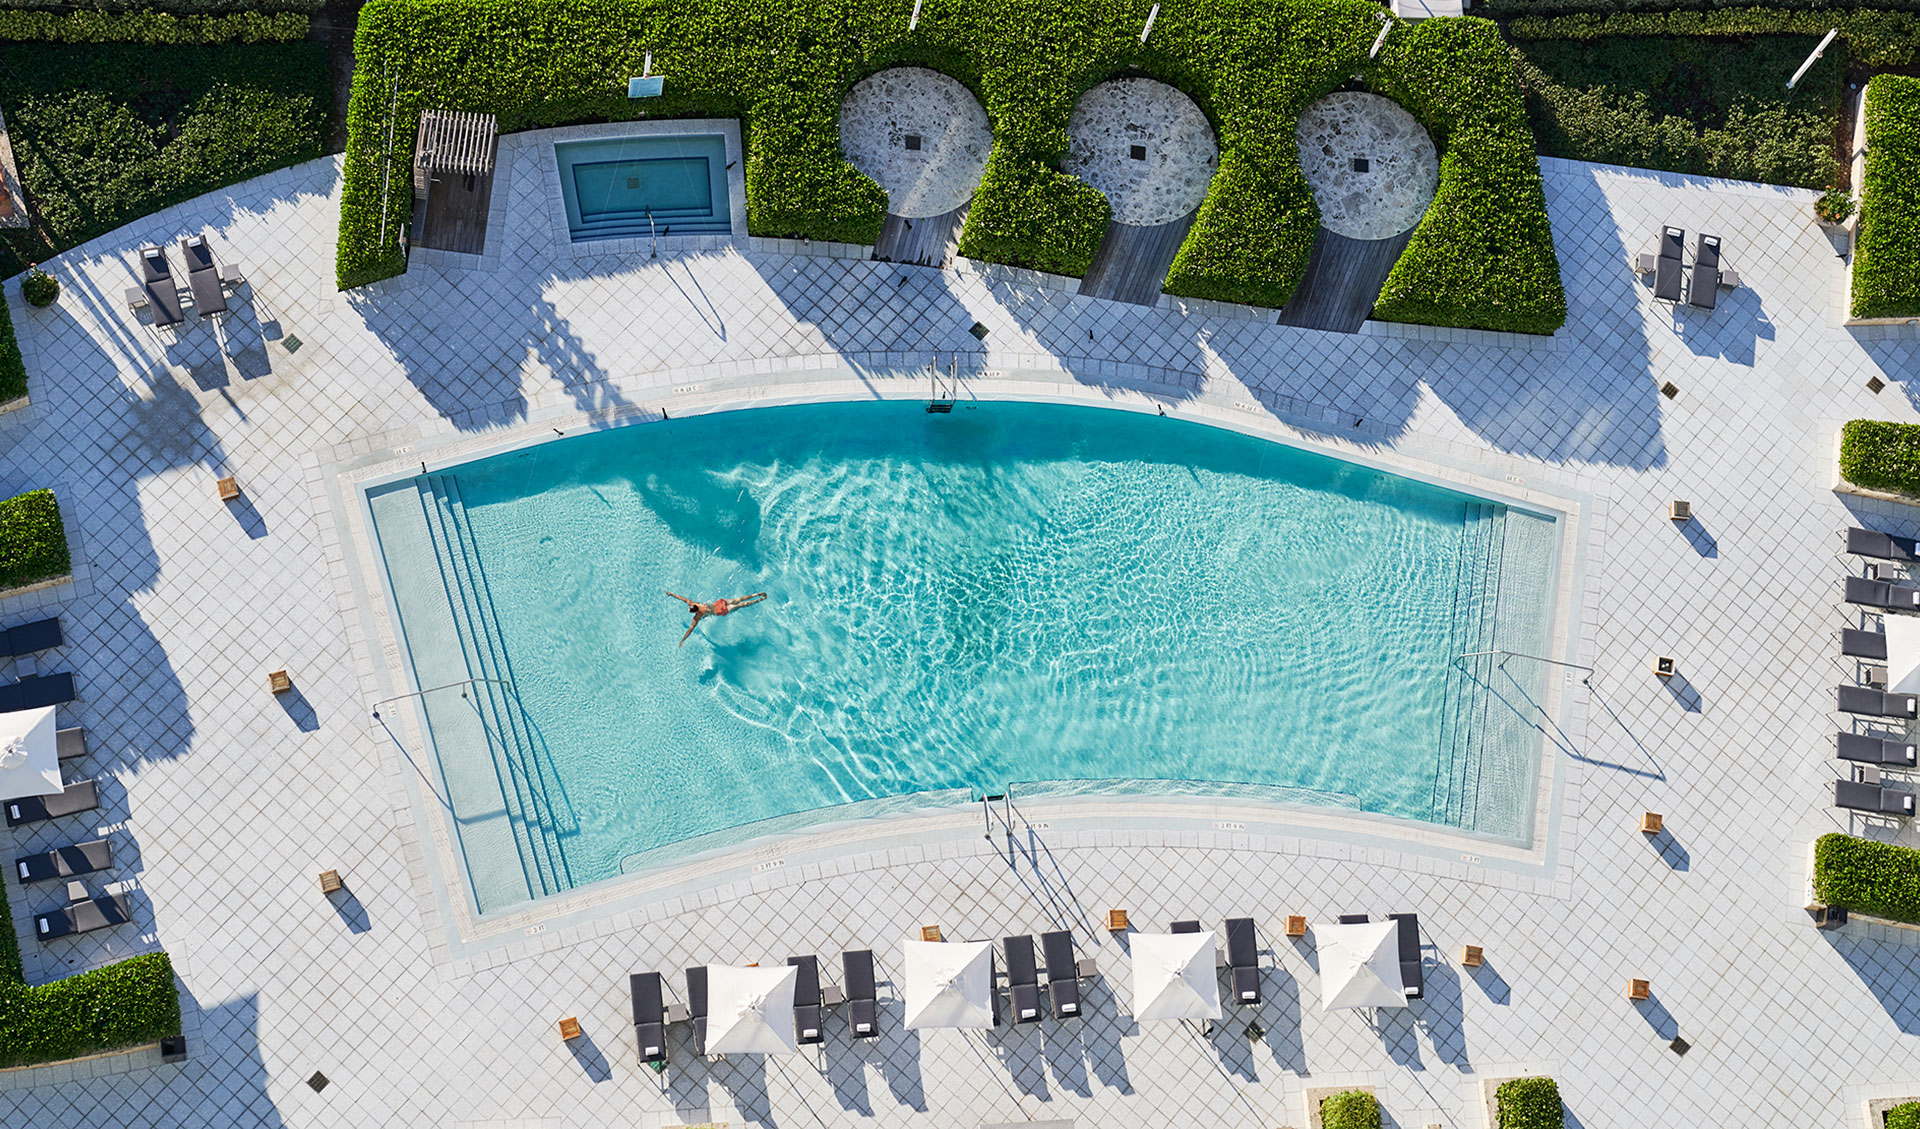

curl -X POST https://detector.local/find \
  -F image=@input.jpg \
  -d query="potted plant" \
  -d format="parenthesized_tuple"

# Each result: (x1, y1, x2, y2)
(20, 263, 57, 308)
(1815, 186, 1856, 227)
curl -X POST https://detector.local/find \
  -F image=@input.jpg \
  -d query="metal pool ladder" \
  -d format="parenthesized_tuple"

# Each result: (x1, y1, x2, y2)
(928, 356, 960, 413)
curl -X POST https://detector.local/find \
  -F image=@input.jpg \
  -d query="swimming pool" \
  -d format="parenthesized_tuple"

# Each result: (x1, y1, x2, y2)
(554, 134, 732, 241)
(366, 401, 1558, 914)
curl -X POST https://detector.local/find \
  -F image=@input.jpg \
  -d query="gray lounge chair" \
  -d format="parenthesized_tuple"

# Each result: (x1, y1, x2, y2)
(844, 949, 877, 1039)
(1387, 912, 1423, 1000)
(2, 616, 60, 658)
(1838, 733, 1918, 767)
(36, 891, 131, 940)
(630, 971, 667, 1065)
(1840, 685, 1919, 717)
(1850, 528, 1920, 563)
(1226, 917, 1260, 1005)
(5, 779, 99, 827)
(685, 965, 708, 1054)
(180, 236, 228, 319)
(1844, 628, 1889, 661)
(1005, 935, 1042, 1024)
(1847, 576, 1920, 611)
(1688, 234, 1721, 310)
(56, 727, 85, 761)
(1041, 929, 1081, 1019)
(15, 838, 111, 883)
(1653, 226, 1684, 302)
(789, 955, 824, 1045)
(138, 245, 185, 329)
(1337, 912, 1369, 924)
(1835, 778, 1916, 816)
(0, 672, 75, 712)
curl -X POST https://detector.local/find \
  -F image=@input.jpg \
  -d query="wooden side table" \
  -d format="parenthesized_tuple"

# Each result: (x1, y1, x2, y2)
(1106, 909, 1129, 932)
(919, 924, 942, 942)
(1285, 914, 1308, 938)
(216, 476, 241, 501)
(558, 1017, 582, 1041)
(318, 869, 343, 894)
(1460, 945, 1483, 968)
(1627, 977, 1651, 1001)
(268, 670, 292, 694)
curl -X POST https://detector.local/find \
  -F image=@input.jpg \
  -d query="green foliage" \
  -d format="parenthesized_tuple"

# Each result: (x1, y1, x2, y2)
(0, 0, 319, 10)
(0, 43, 330, 275)
(1505, 9, 1920, 68)
(1817, 186, 1856, 223)
(1370, 18, 1567, 335)
(1320, 1089, 1383, 1129)
(0, 9, 306, 41)
(1888, 1102, 1920, 1129)
(21, 266, 57, 307)
(1853, 75, 1920, 319)
(1496, 1077, 1564, 1129)
(338, 0, 1565, 332)
(0, 489, 69, 588)
(0, 290, 22, 403)
(1814, 831, 1920, 921)
(1486, 0, 1920, 15)
(1510, 35, 1841, 188)
(0, 952, 182, 1068)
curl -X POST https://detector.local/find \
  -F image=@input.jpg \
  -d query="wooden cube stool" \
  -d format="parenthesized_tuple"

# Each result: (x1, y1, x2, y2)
(1460, 944, 1484, 968)
(269, 669, 292, 694)
(558, 1017, 583, 1041)
(216, 476, 241, 501)
(318, 869, 343, 894)
(1627, 977, 1651, 1001)
(919, 924, 942, 942)
(1285, 914, 1308, 938)
(1106, 909, 1129, 932)
(1640, 812, 1664, 835)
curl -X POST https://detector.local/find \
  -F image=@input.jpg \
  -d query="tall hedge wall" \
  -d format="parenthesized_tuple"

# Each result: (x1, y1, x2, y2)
(1814, 831, 1920, 922)
(1482, 0, 1920, 14)
(0, 9, 307, 42)
(337, 0, 1566, 332)
(1853, 75, 1920, 320)
(0, 290, 23, 404)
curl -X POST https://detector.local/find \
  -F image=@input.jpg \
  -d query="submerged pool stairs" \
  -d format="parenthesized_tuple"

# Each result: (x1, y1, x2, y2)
(418, 475, 575, 900)
(1432, 501, 1506, 829)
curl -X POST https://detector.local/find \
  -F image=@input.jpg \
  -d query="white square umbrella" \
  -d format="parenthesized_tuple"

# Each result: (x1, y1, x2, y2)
(0, 706, 60, 798)
(1885, 614, 1920, 693)
(1131, 930, 1222, 1022)
(704, 963, 800, 1055)
(903, 938, 995, 1029)
(1317, 919, 1407, 1011)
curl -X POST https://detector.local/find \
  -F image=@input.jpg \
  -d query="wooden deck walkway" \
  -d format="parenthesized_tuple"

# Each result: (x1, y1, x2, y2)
(1276, 226, 1413, 334)
(415, 165, 496, 255)
(874, 203, 969, 267)
(1078, 211, 1197, 306)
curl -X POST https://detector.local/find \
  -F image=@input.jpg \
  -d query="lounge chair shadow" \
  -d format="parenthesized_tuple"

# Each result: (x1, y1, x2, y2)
(873, 1002, 927, 1111)
(1633, 991, 1680, 1042)
(223, 491, 269, 540)
(1466, 956, 1511, 1005)
(275, 682, 319, 733)
(1080, 976, 1132, 1094)
(1039, 1016, 1092, 1097)
(996, 1023, 1051, 1100)
(1206, 1010, 1262, 1081)
(1257, 966, 1307, 1072)
(1415, 962, 1470, 1068)
(1661, 671, 1703, 713)
(324, 883, 371, 934)
(565, 1028, 612, 1082)
(708, 1053, 771, 1124)
(823, 1037, 876, 1115)
(1372, 1006, 1424, 1068)
(1645, 825, 1690, 871)
(1673, 517, 1718, 558)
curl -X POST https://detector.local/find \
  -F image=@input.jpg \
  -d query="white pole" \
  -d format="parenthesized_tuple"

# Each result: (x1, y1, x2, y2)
(1786, 28, 1838, 90)
(910, 0, 921, 30)
(1140, 2, 1159, 44)
(643, 51, 652, 78)
(1369, 15, 1392, 59)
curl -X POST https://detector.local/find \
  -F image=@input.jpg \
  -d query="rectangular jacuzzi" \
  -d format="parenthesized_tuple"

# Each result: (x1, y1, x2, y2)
(554, 133, 732, 242)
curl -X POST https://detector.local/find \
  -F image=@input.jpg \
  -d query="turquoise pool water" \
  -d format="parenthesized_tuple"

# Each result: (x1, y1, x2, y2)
(367, 402, 1558, 913)
(554, 134, 730, 241)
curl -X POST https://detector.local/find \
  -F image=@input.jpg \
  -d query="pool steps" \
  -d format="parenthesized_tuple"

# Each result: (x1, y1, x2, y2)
(1432, 501, 1506, 828)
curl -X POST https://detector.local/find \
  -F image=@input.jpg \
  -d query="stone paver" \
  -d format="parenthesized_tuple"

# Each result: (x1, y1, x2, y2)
(0, 142, 1914, 1129)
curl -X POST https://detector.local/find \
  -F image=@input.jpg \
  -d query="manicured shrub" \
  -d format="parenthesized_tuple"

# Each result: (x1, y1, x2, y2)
(0, 290, 23, 403)
(1817, 186, 1857, 223)
(1505, 9, 1920, 68)
(0, 43, 330, 274)
(1840, 420, 1920, 494)
(1814, 832, 1920, 922)
(1369, 18, 1567, 335)
(21, 265, 56, 306)
(1486, 0, 1920, 15)
(0, 953, 182, 1068)
(1511, 35, 1841, 189)
(1496, 1077, 1564, 1129)
(1887, 1102, 1920, 1129)
(0, 489, 70, 589)
(1853, 75, 1920, 319)
(0, 0, 319, 10)
(1320, 1089, 1382, 1129)
(0, 9, 306, 42)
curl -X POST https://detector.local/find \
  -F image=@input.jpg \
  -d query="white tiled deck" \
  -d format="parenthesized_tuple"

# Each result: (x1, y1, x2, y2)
(0, 145, 1917, 1128)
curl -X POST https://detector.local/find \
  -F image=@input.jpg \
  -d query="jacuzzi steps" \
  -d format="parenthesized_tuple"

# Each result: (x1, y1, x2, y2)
(1431, 501, 1507, 829)
(418, 475, 574, 900)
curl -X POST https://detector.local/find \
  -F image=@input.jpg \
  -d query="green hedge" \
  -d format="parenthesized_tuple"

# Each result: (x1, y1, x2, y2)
(0, 489, 69, 589)
(1511, 35, 1842, 188)
(1507, 9, 1920, 67)
(1484, 0, 1920, 14)
(1854, 75, 1920, 319)
(1814, 831, 1920, 922)
(1320, 1090, 1382, 1129)
(0, 289, 22, 403)
(1369, 18, 1567, 334)
(0, 9, 307, 42)
(338, 0, 1566, 332)
(1, 0, 319, 10)
(1497, 1077, 1564, 1129)
(0, 43, 330, 276)
(1888, 1102, 1920, 1129)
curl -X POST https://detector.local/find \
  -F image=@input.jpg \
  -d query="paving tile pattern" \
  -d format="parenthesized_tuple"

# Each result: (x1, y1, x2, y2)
(0, 147, 1916, 1128)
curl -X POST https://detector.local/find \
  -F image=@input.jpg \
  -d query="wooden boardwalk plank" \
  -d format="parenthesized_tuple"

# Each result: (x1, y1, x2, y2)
(874, 203, 969, 267)
(415, 135, 499, 256)
(1078, 211, 1197, 307)
(1276, 226, 1412, 334)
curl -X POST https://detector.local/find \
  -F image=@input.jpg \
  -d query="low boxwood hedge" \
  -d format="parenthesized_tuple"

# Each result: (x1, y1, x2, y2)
(1497, 1077, 1564, 1129)
(0, 9, 306, 42)
(1507, 9, 1920, 66)
(0, 488, 70, 589)
(1369, 18, 1567, 334)
(1814, 831, 1920, 922)
(337, 0, 1566, 332)
(1839, 419, 1920, 496)
(0, 291, 23, 403)
(1888, 1102, 1920, 1129)
(1853, 75, 1920, 319)
(1321, 1089, 1382, 1129)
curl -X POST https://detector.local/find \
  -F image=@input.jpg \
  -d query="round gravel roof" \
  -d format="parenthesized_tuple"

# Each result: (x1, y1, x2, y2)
(1295, 92, 1438, 241)
(839, 67, 993, 219)
(1063, 78, 1219, 227)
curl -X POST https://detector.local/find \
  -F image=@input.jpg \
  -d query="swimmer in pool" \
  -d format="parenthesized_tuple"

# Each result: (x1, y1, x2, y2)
(668, 590, 768, 647)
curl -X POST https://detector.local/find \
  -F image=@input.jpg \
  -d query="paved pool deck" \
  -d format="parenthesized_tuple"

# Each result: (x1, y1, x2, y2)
(0, 146, 1917, 1128)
